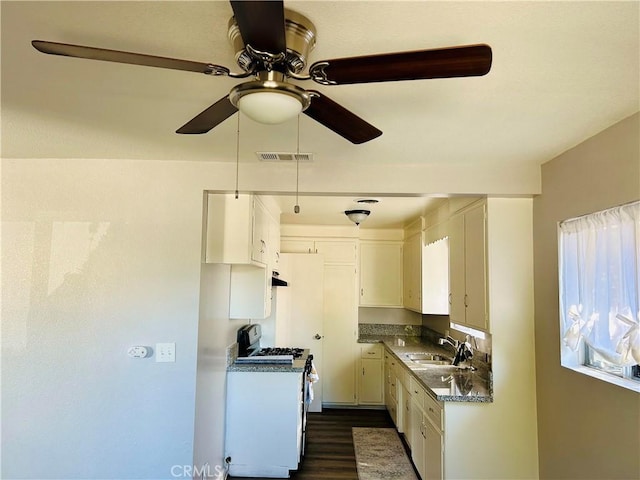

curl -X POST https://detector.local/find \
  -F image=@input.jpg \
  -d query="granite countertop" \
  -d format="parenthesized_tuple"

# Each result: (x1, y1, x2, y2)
(359, 334, 493, 403)
(227, 349, 310, 373)
(227, 361, 307, 373)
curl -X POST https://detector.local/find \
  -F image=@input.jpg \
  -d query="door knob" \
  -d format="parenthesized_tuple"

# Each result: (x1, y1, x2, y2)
(314, 334, 323, 340)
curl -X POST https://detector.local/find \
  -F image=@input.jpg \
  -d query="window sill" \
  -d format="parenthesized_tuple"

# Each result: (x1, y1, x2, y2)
(563, 365, 640, 393)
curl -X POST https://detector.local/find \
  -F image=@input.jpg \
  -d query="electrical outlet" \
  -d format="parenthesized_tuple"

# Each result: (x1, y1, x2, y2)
(156, 342, 176, 363)
(127, 346, 149, 358)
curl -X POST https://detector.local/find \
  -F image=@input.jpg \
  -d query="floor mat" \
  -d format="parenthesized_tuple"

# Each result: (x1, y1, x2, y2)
(352, 427, 418, 480)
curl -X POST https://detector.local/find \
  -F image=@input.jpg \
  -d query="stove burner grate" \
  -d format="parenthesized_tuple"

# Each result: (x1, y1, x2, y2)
(255, 347, 305, 359)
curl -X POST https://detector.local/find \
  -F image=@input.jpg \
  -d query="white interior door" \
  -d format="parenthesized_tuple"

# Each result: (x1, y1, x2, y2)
(277, 253, 325, 412)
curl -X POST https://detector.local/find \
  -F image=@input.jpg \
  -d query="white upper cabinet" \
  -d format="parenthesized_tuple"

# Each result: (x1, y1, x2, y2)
(204, 193, 281, 320)
(403, 232, 422, 312)
(251, 197, 269, 265)
(421, 231, 449, 315)
(268, 216, 281, 273)
(359, 241, 403, 307)
(315, 240, 357, 264)
(280, 238, 357, 264)
(204, 193, 279, 269)
(229, 264, 272, 320)
(204, 193, 254, 264)
(279, 238, 315, 254)
(448, 201, 488, 331)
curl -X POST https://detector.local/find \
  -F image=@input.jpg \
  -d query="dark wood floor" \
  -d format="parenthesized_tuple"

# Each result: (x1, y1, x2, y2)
(229, 408, 403, 480)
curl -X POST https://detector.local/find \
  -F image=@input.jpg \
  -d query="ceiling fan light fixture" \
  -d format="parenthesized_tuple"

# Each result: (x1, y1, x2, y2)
(237, 91, 303, 124)
(230, 71, 311, 124)
(345, 209, 370, 226)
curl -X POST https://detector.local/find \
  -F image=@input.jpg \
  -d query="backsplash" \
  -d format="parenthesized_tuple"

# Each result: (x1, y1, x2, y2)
(226, 342, 238, 366)
(359, 323, 422, 337)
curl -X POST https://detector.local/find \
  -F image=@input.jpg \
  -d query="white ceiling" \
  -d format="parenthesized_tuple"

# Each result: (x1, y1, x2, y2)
(2, 1, 639, 228)
(274, 194, 445, 229)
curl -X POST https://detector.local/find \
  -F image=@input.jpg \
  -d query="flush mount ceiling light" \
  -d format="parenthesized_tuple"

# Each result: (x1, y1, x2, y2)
(355, 198, 380, 205)
(345, 209, 370, 226)
(230, 71, 312, 124)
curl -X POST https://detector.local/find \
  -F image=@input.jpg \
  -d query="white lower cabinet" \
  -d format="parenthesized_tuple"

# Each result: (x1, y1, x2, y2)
(384, 352, 400, 428)
(400, 378, 412, 443)
(424, 416, 444, 480)
(422, 391, 444, 480)
(358, 344, 384, 405)
(411, 383, 444, 480)
(385, 348, 444, 480)
(225, 371, 304, 478)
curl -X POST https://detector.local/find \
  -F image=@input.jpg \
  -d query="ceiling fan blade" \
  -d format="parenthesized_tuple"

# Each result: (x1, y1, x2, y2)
(230, 1, 286, 53)
(309, 44, 492, 85)
(176, 96, 238, 134)
(32, 40, 227, 75)
(304, 91, 382, 144)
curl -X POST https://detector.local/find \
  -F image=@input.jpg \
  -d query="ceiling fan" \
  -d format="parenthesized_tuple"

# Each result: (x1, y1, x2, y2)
(31, 0, 492, 144)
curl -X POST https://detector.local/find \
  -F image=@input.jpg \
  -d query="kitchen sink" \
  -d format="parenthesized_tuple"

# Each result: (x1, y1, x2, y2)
(406, 353, 449, 362)
(405, 353, 453, 366)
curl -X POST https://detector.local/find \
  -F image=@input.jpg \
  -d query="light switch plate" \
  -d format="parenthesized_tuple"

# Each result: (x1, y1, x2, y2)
(156, 342, 176, 363)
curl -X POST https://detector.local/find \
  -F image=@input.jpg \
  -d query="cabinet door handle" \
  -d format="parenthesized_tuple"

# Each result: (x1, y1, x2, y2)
(448, 293, 452, 305)
(464, 294, 468, 307)
(361, 288, 364, 296)
(362, 367, 365, 376)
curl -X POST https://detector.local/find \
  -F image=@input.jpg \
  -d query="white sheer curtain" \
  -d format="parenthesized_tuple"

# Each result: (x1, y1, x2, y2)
(559, 200, 640, 366)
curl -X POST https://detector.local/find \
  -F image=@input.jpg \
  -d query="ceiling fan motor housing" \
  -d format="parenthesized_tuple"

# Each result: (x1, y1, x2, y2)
(228, 8, 317, 74)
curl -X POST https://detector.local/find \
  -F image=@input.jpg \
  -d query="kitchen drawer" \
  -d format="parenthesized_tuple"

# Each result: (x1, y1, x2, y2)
(397, 365, 411, 388)
(389, 374, 398, 402)
(360, 344, 382, 359)
(388, 357, 398, 375)
(409, 376, 426, 411)
(424, 392, 443, 432)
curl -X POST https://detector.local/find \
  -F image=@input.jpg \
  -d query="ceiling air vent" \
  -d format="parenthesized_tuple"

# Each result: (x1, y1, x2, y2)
(257, 152, 313, 162)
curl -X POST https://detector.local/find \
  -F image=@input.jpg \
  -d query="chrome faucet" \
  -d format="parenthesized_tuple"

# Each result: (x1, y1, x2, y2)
(438, 335, 459, 350)
(439, 334, 475, 367)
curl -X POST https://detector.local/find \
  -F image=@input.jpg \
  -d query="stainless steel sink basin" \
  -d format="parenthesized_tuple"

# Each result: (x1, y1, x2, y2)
(405, 353, 452, 366)
(406, 353, 449, 361)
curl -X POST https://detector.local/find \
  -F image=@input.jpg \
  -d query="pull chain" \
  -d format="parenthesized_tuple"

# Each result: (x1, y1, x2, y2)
(294, 115, 301, 214)
(235, 114, 240, 199)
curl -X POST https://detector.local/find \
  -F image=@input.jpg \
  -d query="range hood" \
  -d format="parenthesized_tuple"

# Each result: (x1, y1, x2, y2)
(271, 271, 288, 287)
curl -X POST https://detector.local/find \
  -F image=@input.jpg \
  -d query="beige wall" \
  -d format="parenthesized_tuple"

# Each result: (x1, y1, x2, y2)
(533, 112, 640, 479)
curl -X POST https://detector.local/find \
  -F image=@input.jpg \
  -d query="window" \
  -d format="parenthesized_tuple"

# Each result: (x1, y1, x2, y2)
(558, 200, 640, 392)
